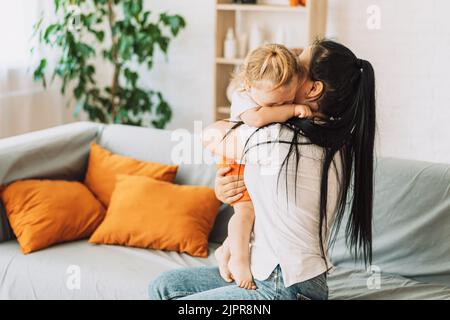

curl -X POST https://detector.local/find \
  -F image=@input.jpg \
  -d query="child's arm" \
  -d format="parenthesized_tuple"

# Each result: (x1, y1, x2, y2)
(240, 104, 312, 128)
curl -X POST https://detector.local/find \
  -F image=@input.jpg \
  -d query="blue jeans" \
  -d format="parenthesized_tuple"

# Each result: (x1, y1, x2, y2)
(148, 265, 328, 300)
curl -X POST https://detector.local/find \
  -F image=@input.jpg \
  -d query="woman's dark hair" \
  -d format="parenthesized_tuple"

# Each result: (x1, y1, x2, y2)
(238, 39, 376, 265)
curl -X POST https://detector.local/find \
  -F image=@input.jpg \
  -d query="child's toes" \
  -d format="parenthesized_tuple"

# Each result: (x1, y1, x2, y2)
(220, 270, 233, 283)
(244, 281, 252, 290)
(218, 265, 233, 282)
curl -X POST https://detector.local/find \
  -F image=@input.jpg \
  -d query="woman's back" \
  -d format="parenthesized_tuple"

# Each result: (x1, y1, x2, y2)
(241, 123, 342, 287)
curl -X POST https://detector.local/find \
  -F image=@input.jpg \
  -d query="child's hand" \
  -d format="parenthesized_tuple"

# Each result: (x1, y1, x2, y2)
(294, 104, 313, 119)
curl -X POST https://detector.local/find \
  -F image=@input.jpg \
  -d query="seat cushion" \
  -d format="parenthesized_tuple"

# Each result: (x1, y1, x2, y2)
(331, 157, 450, 287)
(328, 267, 450, 300)
(0, 240, 219, 300)
(1, 239, 449, 300)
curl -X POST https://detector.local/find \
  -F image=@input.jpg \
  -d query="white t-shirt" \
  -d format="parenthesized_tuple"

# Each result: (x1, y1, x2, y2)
(238, 123, 341, 287)
(230, 89, 259, 121)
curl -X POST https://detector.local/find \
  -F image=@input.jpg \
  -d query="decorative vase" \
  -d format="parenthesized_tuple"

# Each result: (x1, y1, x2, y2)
(224, 28, 237, 59)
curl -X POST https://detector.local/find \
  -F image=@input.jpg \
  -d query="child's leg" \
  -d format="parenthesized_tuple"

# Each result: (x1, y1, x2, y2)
(214, 238, 232, 282)
(216, 161, 254, 288)
(227, 200, 256, 290)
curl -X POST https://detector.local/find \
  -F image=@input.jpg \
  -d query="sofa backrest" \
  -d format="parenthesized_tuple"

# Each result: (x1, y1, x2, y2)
(330, 157, 450, 287)
(0, 122, 100, 185)
(0, 122, 231, 244)
(97, 124, 218, 188)
(97, 124, 232, 243)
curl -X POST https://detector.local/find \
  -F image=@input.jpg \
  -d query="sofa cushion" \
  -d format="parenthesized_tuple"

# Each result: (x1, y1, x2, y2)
(328, 267, 450, 300)
(1, 179, 106, 254)
(84, 143, 178, 206)
(89, 175, 220, 257)
(0, 239, 448, 300)
(331, 157, 450, 287)
(0, 240, 219, 299)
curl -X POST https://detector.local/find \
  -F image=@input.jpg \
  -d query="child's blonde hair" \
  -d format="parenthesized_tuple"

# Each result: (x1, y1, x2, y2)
(232, 43, 300, 91)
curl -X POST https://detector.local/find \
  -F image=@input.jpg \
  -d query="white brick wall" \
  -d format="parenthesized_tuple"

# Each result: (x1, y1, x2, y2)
(328, 0, 450, 163)
(145, 0, 450, 163)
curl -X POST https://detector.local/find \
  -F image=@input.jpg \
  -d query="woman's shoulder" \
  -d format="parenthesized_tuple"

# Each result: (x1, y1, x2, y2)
(241, 123, 326, 163)
(269, 124, 326, 160)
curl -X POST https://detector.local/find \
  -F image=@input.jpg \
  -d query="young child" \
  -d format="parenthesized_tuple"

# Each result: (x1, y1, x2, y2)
(214, 44, 313, 290)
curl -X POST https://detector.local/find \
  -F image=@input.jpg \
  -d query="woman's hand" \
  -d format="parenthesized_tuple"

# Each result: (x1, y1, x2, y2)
(215, 167, 247, 204)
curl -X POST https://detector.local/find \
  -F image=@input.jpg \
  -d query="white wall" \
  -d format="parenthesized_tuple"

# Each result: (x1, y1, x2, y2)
(144, 0, 215, 131)
(327, 0, 450, 163)
(145, 0, 450, 163)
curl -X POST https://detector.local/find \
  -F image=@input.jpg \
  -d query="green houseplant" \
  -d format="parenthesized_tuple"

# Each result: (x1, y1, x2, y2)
(33, 0, 186, 128)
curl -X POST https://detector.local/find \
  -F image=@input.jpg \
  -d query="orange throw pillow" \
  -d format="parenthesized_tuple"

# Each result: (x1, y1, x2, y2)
(84, 143, 178, 206)
(1, 180, 105, 254)
(89, 175, 221, 257)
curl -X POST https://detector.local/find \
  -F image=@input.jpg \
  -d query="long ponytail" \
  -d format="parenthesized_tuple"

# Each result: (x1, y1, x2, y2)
(344, 59, 376, 264)
(286, 41, 376, 265)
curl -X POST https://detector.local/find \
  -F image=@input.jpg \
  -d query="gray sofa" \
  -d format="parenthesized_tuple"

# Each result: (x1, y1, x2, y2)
(0, 122, 449, 300)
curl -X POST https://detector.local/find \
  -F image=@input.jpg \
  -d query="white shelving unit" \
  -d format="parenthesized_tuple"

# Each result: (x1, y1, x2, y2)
(217, 3, 308, 12)
(214, 0, 328, 120)
(216, 57, 246, 65)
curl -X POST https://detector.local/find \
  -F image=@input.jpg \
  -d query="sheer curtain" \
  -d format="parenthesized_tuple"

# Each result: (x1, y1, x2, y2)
(0, 0, 74, 138)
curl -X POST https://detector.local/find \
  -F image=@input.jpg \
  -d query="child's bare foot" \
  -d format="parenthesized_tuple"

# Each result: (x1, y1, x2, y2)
(215, 246, 233, 283)
(228, 255, 256, 290)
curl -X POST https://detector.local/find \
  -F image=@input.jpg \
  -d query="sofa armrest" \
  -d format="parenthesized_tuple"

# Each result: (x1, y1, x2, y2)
(0, 121, 101, 242)
(0, 121, 101, 185)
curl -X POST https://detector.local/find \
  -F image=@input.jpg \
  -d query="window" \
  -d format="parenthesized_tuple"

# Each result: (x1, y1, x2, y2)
(0, 0, 39, 66)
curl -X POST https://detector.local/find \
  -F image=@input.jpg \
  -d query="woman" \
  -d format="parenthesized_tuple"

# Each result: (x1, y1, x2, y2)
(149, 39, 376, 300)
